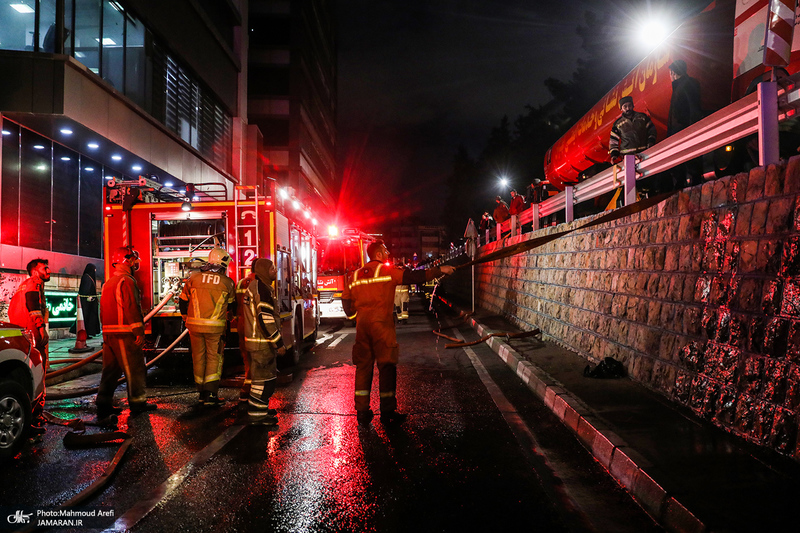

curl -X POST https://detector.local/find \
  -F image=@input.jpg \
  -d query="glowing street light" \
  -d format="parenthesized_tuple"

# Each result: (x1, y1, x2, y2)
(499, 176, 509, 188)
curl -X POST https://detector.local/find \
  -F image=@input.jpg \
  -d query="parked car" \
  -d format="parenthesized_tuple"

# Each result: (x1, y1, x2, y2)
(0, 323, 44, 461)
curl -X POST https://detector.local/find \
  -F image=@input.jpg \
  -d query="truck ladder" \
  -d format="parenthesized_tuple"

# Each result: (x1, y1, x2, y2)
(234, 185, 260, 279)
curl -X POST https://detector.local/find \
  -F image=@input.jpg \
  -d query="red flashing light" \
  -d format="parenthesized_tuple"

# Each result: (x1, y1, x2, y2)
(328, 225, 339, 237)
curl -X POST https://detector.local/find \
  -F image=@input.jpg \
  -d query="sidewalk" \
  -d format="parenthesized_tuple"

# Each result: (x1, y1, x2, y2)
(452, 307, 800, 533)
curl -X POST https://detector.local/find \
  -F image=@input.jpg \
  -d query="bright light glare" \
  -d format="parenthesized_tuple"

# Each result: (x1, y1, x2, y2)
(10, 4, 35, 13)
(638, 19, 670, 51)
(499, 177, 509, 187)
(279, 188, 289, 199)
(304, 211, 311, 219)
(328, 225, 339, 237)
(292, 200, 300, 210)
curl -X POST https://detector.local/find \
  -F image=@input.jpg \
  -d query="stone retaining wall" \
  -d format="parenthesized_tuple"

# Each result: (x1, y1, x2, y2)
(444, 157, 800, 459)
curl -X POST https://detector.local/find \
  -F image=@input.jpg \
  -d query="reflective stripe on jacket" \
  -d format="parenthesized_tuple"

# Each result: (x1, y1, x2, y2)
(179, 269, 236, 333)
(242, 278, 284, 351)
(100, 264, 144, 337)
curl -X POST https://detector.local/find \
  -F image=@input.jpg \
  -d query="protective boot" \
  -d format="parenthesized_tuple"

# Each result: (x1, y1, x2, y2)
(380, 410, 407, 425)
(205, 393, 226, 407)
(357, 409, 374, 426)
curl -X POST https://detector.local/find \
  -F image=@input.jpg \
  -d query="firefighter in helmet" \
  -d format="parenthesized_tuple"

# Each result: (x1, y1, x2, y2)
(96, 246, 156, 423)
(236, 268, 256, 403)
(342, 240, 455, 426)
(242, 258, 286, 425)
(179, 247, 236, 406)
(9, 258, 51, 435)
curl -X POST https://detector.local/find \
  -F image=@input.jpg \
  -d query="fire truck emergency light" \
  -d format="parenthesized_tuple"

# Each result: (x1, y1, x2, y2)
(328, 225, 338, 237)
(181, 201, 192, 212)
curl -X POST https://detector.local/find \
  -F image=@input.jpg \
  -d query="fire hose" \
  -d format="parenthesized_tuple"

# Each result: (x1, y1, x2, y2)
(45, 291, 176, 380)
(46, 329, 189, 401)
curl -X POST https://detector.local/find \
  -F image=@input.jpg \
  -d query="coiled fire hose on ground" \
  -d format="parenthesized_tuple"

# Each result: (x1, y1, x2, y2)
(45, 291, 176, 380)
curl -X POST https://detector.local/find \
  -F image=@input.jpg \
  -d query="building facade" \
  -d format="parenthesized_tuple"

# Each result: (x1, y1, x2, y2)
(248, 0, 337, 212)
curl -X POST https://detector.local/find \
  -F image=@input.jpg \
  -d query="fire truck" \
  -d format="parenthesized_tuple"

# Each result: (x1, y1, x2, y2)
(103, 178, 319, 367)
(544, 0, 800, 188)
(316, 227, 374, 320)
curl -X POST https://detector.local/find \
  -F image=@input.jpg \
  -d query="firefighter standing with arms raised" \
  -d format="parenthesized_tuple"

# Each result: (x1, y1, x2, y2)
(96, 247, 157, 423)
(342, 241, 455, 426)
(179, 247, 236, 406)
(241, 258, 286, 425)
(9, 259, 51, 435)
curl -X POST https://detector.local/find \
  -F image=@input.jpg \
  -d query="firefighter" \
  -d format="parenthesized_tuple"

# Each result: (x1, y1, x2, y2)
(179, 247, 236, 406)
(96, 247, 157, 423)
(342, 240, 455, 426)
(8, 258, 51, 435)
(242, 258, 286, 425)
(608, 95, 656, 162)
(236, 268, 256, 403)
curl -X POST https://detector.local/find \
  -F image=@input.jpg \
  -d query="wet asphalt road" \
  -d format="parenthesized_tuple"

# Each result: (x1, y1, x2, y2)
(2, 298, 661, 532)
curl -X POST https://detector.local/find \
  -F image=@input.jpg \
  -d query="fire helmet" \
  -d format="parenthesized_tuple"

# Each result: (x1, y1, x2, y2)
(111, 246, 140, 269)
(208, 247, 232, 268)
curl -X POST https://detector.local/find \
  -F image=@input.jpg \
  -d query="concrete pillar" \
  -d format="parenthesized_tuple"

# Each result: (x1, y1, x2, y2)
(565, 186, 574, 223)
(758, 81, 779, 167)
(624, 154, 637, 205)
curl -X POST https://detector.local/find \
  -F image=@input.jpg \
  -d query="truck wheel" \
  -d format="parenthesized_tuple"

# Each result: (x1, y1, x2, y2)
(0, 381, 31, 462)
(293, 317, 304, 365)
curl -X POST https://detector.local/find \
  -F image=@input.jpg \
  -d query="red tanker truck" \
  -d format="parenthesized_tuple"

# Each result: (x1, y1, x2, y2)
(544, 0, 800, 189)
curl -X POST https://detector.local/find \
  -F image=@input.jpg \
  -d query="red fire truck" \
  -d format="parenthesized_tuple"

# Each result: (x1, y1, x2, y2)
(103, 178, 319, 367)
(544, 0, 800, 188)
(316, 226, 374, 320)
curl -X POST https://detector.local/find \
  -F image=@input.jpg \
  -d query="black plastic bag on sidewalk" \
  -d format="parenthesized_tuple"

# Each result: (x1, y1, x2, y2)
(584, 357, 626, 379)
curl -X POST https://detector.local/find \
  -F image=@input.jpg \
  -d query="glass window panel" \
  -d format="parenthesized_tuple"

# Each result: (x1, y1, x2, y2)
(19, 130, 52, 251)
(74, 0, 101, 74)
(124, 13, 147, 108)
(52, 145, 79, 254)
(39, 0, 59, 52)
(102, 1, 124, 89)
(1, 122, 21, 246)
(0, 1, 36, 51)
(64, 0, 74, 56)
(79, 159, 103, 258)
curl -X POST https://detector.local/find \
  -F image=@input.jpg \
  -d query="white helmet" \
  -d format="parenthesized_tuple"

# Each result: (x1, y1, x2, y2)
(208, 247, 231, 268)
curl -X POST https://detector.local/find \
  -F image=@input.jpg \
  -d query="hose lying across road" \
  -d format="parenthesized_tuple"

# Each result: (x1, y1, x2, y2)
(45, 291, 176, 380)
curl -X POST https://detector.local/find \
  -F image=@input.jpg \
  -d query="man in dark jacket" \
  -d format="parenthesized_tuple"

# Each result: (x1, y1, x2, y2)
(668, 59, 703, 188)
(492, 196, 510, 240)
(609, 96, 656, 161)
(508, 189, 526, 236)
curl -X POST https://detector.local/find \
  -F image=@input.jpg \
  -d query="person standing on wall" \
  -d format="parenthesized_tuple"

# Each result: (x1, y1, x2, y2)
(95, 247, 157, 423)
(667, 59, 703, 189)
(342, 240, 455, 426)
(492, 196, 510, 241)
(609, 95, 657, 195)
(8, 258, 51, 435)
(508, 189, 526, 237)
(180, 247, 236, 407)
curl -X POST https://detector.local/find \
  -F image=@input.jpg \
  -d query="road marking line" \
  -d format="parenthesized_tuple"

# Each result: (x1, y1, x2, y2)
(104, 425, 244, 532)
(453, 329, 592, 531)
(328, 333, 348, 348)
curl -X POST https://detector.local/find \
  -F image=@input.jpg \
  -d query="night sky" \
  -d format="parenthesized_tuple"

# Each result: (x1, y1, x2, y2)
(334, 0, 710, 231)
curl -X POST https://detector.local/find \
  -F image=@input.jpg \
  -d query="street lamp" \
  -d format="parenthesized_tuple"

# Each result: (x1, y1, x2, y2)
(499, 176, 509, 188)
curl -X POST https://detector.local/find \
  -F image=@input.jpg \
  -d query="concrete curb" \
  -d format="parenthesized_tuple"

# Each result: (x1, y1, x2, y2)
(467, 316, 707, 533)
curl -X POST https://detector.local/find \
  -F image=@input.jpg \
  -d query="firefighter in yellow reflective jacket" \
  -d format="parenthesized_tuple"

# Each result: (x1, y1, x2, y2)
(342, 240, 454, 426)
(96, 247, 157, 423)
(179, 247, 236, 406)
(242, 258, 286, 425)
(235, 270, 256, 402)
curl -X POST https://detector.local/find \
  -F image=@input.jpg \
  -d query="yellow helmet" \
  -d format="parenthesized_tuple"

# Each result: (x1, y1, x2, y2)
(208, 247, 231, 268)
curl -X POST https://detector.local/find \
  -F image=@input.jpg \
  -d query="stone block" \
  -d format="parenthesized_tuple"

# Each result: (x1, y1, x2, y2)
(701, 180, 715, 208)
(786, 154, 800, 194)
(712, 175, 733, 207)
(766, 198, 794, 234)
(764, 161, 786, 197)
(750, 199, 770, 235)
(746, 166, 766, 202)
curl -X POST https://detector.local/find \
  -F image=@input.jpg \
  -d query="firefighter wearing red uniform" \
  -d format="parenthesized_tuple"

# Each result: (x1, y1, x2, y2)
(342, 241, 455, 425)
(236, 271, 256, 402)
(179, 247, 236, 406)
(8, 258, 51, 434)
(96, 247, 157, 422)
(242, 258, 286, 425)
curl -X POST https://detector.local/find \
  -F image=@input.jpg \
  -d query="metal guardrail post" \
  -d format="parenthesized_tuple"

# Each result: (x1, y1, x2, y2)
(758, 81, 779, 166)
(564, 186, 574, 223)
(531, 203, 540, 231)
(623, 154, 637, 206)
